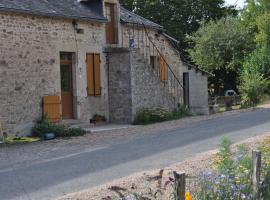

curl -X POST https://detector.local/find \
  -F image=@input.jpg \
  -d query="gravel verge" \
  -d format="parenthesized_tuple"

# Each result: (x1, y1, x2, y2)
(56, 133, 270, 200)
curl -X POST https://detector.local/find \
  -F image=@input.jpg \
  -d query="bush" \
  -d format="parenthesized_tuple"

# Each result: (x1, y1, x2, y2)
(134, 108, 171, 125)
(239, 57, 269, 106)
(134, 105, 191, 125)
(32, 116, 86, 138)
(170, 104, 191, 120)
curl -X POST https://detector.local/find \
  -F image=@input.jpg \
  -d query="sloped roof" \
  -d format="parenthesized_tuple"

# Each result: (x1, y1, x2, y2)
(120, 7, 163, 30)
(0, 0, 107, 22)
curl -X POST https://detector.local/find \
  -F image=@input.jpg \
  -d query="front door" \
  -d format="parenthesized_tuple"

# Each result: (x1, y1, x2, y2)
(105, 3, 117, 44)
(60, 52, 74, 119)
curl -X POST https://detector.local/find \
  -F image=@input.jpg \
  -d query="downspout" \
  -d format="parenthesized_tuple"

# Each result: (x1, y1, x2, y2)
(72, 20, 81, 119)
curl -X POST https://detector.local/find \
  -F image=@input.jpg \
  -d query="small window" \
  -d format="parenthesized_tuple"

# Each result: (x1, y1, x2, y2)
(150, 56, 157, 69)
(76, 28, 84, 34)
(86, 53, 101, 96)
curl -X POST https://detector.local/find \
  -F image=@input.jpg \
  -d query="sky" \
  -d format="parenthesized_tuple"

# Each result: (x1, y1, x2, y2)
(225, 0, 246, 8)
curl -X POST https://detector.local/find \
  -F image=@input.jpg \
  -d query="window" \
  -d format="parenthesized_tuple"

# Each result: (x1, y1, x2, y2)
(150, 56, 157, 69)
(86, 53, 101, 96)
(159, 55, 168, 81)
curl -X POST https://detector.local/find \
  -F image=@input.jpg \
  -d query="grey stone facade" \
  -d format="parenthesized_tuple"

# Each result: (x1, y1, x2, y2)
(107, 48, 133, 123)
(107, 48, 178, 123)
(0, 11, 109, 135)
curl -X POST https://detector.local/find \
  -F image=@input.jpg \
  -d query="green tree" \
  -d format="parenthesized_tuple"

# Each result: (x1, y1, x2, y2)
(188, 18, 255, 94)
(241, 0, 270, 38)
(256, 13, 270, 47)
(246, 47, 270, 78)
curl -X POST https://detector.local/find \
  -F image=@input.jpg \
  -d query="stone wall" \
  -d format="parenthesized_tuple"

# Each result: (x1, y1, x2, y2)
(107, 48, 133, 123)
(130, 49, 175, 120)
(189, 69, 209, 115)
(107, 48, 176, 123)
(121, 24, 209, 115)
(0, 11, 109, 135)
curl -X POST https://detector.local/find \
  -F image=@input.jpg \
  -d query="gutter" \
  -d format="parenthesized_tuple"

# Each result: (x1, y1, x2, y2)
(0, 7, 108, 23)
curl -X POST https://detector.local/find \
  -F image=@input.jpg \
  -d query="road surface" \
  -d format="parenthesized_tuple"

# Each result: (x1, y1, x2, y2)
(1, 108, 270, 200)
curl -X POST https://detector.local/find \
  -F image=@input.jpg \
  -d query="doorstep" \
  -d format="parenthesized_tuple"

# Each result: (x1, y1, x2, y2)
(61, 120, 135, 134)
(83, 124, 135, 133)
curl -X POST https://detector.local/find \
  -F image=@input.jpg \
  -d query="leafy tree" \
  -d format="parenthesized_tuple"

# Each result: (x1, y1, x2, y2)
(119, 0, 236, 54)
(241, 0, 270, 39)
(188, 18, 256, 94)
(256, 13, 270, 47)
(245, 47, 270, 78)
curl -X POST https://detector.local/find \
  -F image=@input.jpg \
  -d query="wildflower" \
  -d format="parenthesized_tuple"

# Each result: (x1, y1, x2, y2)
(126, 195, 137, 200)
(203, 171, 213, 177)
(185, 192, 192, 200)
(241, 193, 246, 199)
(220, 174, 226, 179)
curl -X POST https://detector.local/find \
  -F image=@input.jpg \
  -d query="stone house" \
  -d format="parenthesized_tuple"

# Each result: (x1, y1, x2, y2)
(0, 0, 209, 135)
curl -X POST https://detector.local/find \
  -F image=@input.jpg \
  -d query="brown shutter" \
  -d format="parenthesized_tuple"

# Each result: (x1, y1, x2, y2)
(43, 96, 61, 122)
(94, 54, 101, 96)
(159, 55, 168, 81)
(86, 54, 95, 96)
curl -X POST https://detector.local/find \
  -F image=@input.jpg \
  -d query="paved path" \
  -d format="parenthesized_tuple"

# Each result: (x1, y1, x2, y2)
(1, 108, 270, 200)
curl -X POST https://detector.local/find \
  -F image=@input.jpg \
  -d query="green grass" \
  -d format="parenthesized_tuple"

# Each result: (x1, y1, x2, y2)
(219, 105, 242, 112)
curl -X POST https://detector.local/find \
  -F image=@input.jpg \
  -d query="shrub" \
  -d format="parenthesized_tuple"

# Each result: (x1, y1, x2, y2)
(32, 116, 86, 138)
(134, 105, 191, 125)
(170, 104, 191, 120)
(134, 108, 171, 125)
(239, 63, 269, 106)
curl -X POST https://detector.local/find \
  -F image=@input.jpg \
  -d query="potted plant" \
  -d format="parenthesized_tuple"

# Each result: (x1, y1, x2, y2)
(90, 114, 107, 126)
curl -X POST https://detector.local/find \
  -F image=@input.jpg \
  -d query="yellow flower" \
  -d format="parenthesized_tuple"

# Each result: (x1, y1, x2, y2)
(185, 192, 192, 200)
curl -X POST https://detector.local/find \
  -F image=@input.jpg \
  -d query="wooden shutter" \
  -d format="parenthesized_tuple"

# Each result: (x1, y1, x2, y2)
(159, 55, 168, 81)
(86, 54, 95, 96)
(94, 54, 101, 96)
(43, 96, 61, 123)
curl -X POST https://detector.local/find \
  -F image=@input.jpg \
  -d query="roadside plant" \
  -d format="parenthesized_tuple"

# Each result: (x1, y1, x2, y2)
(194, 143, 252, 200)
(239, 61, 269, 106)
(32, 116, 86, 138)
(134, 105, 191, 125)
(134, 108, 172, 125)
(193, 137, 270, 200)
(258, 138, 270, 199)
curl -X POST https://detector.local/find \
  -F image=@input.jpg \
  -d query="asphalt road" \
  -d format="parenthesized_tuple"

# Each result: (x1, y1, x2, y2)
(1, 108, 270, 200)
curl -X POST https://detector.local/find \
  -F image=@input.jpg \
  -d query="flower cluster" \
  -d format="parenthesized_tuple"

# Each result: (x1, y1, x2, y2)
(193, 138, 270, 200)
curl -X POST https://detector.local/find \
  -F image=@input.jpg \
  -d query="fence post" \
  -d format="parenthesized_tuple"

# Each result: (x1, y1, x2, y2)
(252, 150, 262, 200)
(173, 171, 185, 200)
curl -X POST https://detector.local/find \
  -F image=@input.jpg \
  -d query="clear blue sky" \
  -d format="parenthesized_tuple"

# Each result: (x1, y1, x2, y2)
(225, 0, 246, 8)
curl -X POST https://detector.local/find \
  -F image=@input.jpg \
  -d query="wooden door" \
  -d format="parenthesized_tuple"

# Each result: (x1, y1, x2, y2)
(60, 53, 74, 119)
(183, 72, 190, 107)
(105, 3, 117, 44)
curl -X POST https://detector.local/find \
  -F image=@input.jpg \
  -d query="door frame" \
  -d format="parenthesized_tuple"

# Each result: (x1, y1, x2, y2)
(60, 52, 75, 119)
